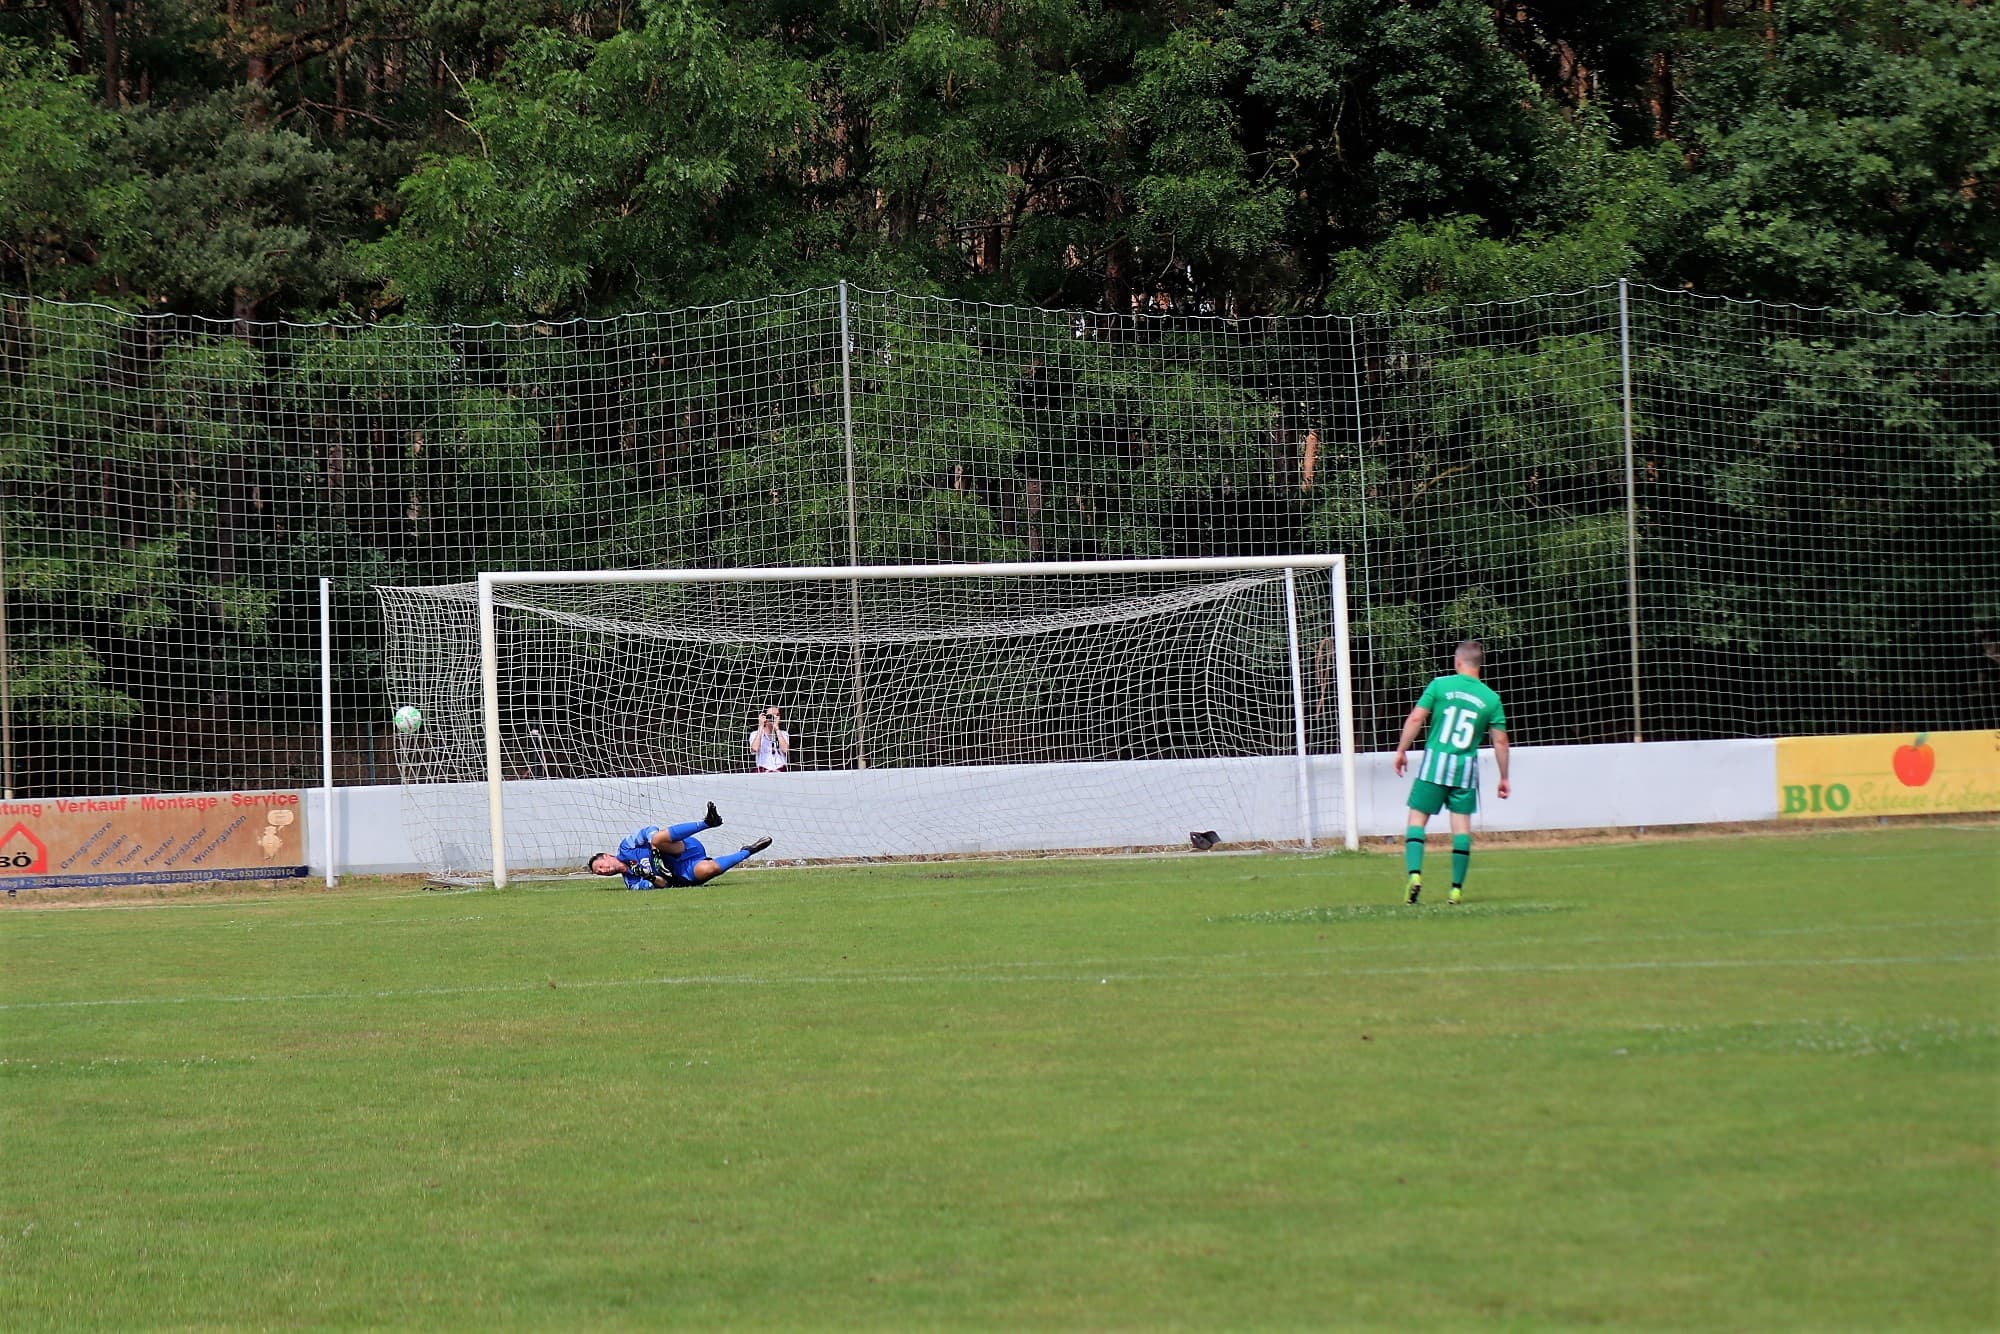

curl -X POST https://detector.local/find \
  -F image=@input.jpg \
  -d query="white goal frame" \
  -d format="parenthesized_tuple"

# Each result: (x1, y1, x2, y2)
(477, 555, 1356, 886)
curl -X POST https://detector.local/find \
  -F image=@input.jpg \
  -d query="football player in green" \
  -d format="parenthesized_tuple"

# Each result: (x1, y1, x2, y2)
(1392, 640, 1511, 904)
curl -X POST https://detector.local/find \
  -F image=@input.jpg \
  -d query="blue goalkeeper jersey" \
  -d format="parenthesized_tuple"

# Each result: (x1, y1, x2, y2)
(614, 827, 662, 889)
(614, 826, 707, 889)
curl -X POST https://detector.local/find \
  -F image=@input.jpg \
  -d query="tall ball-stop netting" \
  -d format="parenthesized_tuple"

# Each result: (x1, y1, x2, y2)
(6, 284, 1991, 863)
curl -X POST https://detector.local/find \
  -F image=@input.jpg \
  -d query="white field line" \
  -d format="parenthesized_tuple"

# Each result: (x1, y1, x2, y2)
(10, 830, 1994, 916)
(1322, 916, 1998, 954)
(0, 886, 460, 914)
(5, 904, 1987, 967)
(1469, 847, 2000, 874)
(1, 952, 1993, 1014)
(4, 914, 1992, 1008)
(932, 917, 2000, 973)
(730, 843, 2000, 898)
(0, 871, 1056, 919)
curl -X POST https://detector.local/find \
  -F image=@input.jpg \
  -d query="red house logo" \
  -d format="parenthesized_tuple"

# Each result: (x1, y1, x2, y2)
(0, 822, 49, 874)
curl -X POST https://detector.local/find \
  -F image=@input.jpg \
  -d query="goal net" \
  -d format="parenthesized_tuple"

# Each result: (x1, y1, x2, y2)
(379, 557, 1356, 884)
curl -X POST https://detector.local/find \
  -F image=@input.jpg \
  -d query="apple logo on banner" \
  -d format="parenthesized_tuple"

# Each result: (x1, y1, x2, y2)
(1892, 733, 1935, 788)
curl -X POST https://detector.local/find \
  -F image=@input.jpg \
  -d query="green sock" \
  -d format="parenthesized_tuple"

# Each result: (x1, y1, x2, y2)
(1405, 826, 1426, 876)
(1451, 835, 1472, 888)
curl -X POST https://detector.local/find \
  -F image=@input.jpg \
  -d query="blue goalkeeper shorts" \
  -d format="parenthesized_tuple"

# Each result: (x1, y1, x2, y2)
(664, 837, 709, 884)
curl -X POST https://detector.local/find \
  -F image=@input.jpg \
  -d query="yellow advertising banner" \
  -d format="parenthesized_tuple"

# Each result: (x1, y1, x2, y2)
(1775, 730, 2000, 820)
(0, 791, 308, 892)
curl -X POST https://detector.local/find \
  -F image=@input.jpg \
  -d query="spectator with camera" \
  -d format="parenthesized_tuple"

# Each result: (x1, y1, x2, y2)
(747, 704, 792, 773)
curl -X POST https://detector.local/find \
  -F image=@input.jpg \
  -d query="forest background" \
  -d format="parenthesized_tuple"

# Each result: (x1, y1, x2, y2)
(4, 0, 1995, 320)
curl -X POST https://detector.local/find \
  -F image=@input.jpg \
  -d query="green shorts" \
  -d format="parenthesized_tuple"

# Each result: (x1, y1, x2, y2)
(1409, 777, 1478, 817)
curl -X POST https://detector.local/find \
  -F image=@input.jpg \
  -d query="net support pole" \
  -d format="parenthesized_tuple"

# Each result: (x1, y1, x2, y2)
(839, 280, 858, 562)
(0, 513, 13, 801)
(839, 280, 868, 768)
(1346, 315, 1370, 743)
(320, 577, 337, 888)
(479, 573, 508, 888)
(1619, 278, 1643, 743)
(1282, 567, 1313, 850)
(1332, 558, 1358, 851)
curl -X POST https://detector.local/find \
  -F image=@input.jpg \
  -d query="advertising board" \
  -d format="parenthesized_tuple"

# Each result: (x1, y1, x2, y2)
(1775, 731, 2000, 820)
(0, 791, 309, 892)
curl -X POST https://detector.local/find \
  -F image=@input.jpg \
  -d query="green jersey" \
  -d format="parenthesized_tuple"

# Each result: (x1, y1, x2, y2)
(1414, 673, 1507, 789)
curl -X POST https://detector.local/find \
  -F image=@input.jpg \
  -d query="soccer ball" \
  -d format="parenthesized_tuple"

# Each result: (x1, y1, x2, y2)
(393, 704, 423, 736)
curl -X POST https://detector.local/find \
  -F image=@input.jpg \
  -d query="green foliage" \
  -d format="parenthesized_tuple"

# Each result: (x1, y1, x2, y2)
(1633, 292, 1999, 734)
(1114, 29, 1287, 284)
(11, 640, 142, 728)
(852, 323, 1028, 559)
(0, 39, 136, 298)
(211, 582, 281, 638)
(369, 0, 815, 316)
(5, 0, 1996, 316)
(1669, 0, 2000, 310)
(846, 4, 1039, 227)
(110, 91, 371, 317)
(1325, 120, 1681, 311)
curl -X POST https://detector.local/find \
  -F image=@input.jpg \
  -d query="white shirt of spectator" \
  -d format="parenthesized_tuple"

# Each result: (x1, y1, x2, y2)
(749, 726, 790, 771)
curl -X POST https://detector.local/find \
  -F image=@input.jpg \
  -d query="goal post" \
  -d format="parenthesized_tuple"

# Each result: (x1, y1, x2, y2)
(389, 554, 1356, 886)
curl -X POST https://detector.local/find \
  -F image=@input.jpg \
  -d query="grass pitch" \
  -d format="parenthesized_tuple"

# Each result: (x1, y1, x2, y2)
(3, 825, 1995, 1328)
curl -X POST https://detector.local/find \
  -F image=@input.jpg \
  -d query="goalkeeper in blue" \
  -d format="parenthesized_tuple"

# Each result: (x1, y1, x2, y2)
(1391, 640, 1511, 905)
(588, 803, 772, 889)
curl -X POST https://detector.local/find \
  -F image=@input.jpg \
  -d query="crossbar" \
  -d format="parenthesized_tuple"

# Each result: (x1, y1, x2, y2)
(483, 555, 1345, 589)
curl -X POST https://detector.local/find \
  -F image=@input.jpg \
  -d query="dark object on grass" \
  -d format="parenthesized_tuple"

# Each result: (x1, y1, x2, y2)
(1190, 830, 1221, 851)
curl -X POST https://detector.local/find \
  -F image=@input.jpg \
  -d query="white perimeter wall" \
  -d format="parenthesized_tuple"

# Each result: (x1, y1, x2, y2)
(305, 738, 1778, 877)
